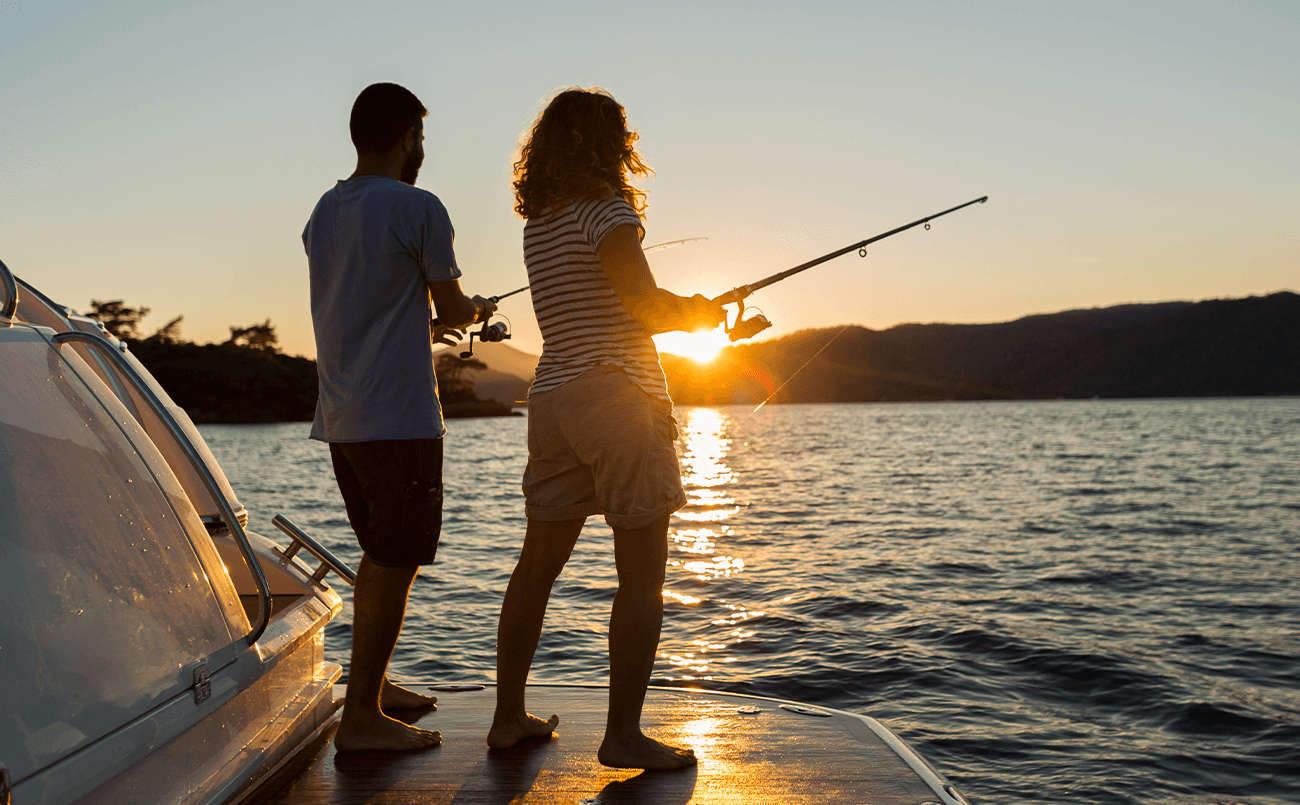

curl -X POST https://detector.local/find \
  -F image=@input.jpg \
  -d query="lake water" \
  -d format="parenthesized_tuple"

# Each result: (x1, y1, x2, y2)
(200, 397, 1300, 805)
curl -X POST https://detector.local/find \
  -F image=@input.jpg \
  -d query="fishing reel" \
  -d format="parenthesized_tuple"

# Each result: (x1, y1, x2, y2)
(460, 316, 511, 359)
(725, 297, 771, 342)
(430, 285, 527, 359)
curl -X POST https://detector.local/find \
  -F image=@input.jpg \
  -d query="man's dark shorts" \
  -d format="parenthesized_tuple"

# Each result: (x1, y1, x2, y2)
(329, 438, 444, 567)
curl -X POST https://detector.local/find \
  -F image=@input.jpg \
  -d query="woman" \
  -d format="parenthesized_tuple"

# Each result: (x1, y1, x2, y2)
(487, 87, 724, 770)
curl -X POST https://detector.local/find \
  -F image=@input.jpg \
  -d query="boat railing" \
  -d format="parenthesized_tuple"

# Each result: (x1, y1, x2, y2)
(50, 330, 274, 645)
(272, 515, 357, 586)
(0, 258, 17, 320)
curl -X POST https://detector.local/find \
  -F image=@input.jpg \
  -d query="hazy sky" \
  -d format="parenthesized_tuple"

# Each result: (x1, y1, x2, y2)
(3, 1, 1296, 358)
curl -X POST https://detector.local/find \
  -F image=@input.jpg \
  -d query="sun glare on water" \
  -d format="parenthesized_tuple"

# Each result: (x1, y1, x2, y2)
(654, 326, 732, 363)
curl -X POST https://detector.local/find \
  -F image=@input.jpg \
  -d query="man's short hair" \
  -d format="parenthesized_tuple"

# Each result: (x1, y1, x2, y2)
(350, 83, 428, 154)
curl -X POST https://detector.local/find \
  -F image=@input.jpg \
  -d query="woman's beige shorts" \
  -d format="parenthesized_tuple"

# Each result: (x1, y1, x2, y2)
(523, 366, 686, 530)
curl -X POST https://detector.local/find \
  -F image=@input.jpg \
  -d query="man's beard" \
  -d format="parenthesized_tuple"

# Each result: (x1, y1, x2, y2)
(400, 149, 421, 185)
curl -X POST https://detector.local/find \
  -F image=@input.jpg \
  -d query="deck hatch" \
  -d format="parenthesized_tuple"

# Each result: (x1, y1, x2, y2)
(779, 703, 833, 717)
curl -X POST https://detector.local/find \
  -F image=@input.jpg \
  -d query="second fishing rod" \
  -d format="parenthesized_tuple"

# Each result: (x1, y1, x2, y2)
(714, 195, 989, 341)
(435, 239, 712, 357)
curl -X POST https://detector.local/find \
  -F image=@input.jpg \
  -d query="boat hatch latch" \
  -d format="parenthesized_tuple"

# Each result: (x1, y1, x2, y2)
(2, 765, 12, 805)
(193, 663, 212, 704)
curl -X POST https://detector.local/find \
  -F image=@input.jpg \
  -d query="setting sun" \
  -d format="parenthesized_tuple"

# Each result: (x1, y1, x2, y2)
(654, 326, 732, 363)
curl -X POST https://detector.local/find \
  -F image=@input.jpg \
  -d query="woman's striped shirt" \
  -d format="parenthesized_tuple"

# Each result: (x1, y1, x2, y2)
(524, 196, 671, 406)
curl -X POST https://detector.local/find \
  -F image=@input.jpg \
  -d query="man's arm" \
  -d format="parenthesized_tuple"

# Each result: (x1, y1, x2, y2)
(597, 224, 724, 334)
(429, 279, 494, 329)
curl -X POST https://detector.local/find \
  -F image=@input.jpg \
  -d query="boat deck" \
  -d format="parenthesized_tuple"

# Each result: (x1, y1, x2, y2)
(247, 684, 962, 805)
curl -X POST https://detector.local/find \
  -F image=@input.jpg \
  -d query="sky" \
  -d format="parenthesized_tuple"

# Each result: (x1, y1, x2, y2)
(3, 1, 1296, 359)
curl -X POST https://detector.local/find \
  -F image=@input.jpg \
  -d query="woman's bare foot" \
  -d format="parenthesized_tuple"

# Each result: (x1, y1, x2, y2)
(381, 679, 437, 711)
(486, 711, 560, 749)
(335, 708, 441, 753)
(598, 733, 696, 770)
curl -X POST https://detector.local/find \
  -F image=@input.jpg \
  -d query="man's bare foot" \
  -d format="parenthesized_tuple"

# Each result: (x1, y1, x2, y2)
(335, 709, 441, 753)
(486, 711, 560, 749)
(380, 680, 437, 711)
(598, 733, 696, 770)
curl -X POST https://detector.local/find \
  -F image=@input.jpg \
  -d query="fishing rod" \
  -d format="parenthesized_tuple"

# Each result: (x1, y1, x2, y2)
(644, 237, 707, 253)
(714, 195, 989, 341)
(431, 285, 528, 357)
(438, 232, 709, 356)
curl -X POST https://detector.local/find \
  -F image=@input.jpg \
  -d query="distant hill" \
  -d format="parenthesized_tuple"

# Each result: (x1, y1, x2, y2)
(432, 341, 536, 404)
(663, 292, 1300, 404)
(129, 340, 318, 423)
(132, 339, 536, 424)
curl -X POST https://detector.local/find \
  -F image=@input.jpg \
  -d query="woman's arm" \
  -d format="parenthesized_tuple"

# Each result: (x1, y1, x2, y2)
(597, 224, 724, 334)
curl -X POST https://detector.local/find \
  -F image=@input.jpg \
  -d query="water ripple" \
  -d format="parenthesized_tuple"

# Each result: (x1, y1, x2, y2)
(203, 397, 1300, 805)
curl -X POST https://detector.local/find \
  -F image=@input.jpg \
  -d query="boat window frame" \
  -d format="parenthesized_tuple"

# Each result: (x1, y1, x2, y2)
(48, 329, 273, 644)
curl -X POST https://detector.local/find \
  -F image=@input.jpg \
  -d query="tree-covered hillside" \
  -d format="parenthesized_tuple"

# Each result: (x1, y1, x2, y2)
(663, 293, 1300, 405)
(87, 299, 518, 423)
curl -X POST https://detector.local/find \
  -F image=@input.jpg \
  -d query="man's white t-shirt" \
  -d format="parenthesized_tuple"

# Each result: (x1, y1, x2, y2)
(303, 175, 462, 442)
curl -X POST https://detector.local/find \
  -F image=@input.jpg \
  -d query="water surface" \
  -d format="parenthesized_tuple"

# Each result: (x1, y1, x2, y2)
(202, 397, 1300, 804)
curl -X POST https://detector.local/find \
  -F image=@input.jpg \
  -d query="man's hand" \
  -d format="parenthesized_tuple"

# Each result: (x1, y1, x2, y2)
(431, 281, 500, 329)
(472, 294, 498, 323)
(432, 324, 466, 347)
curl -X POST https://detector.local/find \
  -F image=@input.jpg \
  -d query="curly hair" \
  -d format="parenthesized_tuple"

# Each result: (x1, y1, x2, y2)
(513, 87, 652, 219)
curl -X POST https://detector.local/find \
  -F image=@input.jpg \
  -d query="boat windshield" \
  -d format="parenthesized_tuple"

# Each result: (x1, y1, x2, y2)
(0, 328, 244, 778)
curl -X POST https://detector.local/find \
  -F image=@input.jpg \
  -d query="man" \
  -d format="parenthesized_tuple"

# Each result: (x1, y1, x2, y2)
(303, 82, 494, 752)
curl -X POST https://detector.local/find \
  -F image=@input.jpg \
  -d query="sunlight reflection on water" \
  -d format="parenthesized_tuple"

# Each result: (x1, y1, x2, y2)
(662, 408, 759, 682)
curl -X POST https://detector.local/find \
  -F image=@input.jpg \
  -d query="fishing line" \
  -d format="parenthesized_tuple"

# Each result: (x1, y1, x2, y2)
(713, 195, 989, 417)
(736, 266, 853, 417)
(747, 324, 854, 415)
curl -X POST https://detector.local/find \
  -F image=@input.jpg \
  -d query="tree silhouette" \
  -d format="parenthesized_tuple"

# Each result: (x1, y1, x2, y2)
(143, 315, 184, 345)
(226, 319, 279, 353)
(87, 299, 150, 340)
(435, 354, 486, 402)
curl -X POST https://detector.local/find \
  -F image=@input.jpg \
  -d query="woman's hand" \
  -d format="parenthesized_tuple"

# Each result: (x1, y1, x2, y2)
(678, 294, 726, 333)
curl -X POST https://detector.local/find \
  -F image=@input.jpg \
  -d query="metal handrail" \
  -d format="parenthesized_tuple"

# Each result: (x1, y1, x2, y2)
(50, 331, 273, 645)
(0, 258, 17, 320)
(271, 515, 357, 587)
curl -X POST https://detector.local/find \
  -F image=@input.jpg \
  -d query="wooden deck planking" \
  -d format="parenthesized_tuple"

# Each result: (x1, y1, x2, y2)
(249, 686, 946, 805)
